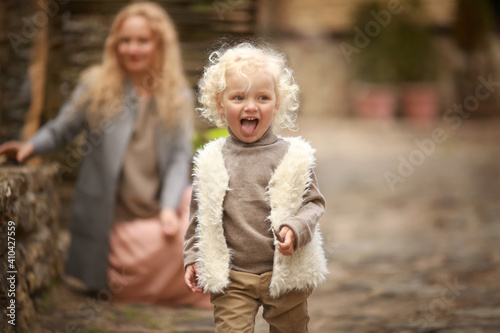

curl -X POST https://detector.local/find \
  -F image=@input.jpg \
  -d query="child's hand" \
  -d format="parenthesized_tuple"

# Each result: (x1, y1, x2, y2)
(159, 207, 180, 237)
(277, 226, 295, 256)
(184, 264, 204, 293)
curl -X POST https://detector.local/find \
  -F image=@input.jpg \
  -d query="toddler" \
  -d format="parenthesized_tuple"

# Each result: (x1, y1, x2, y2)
(183, 42, 327, 332)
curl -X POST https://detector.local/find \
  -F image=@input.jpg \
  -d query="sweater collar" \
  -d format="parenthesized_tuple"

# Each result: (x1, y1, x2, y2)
(227, 126, 278, 147)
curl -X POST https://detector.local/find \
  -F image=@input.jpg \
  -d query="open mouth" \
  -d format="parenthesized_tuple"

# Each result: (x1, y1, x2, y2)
(241, 117, 259, 135)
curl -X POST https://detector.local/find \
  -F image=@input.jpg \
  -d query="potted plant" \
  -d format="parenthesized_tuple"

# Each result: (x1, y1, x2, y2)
(347, 0, 400, 119)
(391, 1, 441, 121)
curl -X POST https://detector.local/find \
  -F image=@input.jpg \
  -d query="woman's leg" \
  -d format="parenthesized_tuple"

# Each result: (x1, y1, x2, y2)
(108, 186, 211, 307)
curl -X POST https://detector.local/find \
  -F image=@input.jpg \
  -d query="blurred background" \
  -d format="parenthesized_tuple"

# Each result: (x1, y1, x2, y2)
(1, 0, 500, 332)
(2, 0, 500, 141)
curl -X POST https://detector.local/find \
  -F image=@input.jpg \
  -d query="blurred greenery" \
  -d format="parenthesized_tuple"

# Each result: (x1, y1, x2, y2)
(192, 127, 229, 151)
(391, 3, 439, 82)
(350, 1, 399, 83)
(350, 0, 439, 84)
(189, 0, 212, 12)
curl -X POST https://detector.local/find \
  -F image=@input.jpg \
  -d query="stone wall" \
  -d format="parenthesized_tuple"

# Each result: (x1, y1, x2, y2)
(0, 164, 65, 332)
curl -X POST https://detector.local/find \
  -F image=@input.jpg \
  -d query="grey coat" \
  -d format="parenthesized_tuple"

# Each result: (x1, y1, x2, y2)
(30, 81, 193, 290)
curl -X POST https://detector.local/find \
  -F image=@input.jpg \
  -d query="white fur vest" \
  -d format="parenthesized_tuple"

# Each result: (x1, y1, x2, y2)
(192, 136, 328, 297)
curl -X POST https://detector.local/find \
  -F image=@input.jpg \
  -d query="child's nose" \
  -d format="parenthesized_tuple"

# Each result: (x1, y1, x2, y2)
(244, 100, 257, 111)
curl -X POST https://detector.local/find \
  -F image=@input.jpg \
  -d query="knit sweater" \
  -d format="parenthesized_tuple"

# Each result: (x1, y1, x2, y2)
(183, 128, 327, 296)
(114, 97, 160, 222)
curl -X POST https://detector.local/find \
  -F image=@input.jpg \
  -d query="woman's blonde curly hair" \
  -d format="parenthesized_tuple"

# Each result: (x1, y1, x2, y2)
(79, 1, 190, 129)
(197, 42, 300, 130)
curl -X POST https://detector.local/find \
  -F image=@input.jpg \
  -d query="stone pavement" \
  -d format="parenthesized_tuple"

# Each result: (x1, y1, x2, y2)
(34, 118, 500, 332)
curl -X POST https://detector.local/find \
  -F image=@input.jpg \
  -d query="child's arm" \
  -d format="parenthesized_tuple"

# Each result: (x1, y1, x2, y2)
(279, 171, 326, 251)
(184, 264, 204, 293)
(183, 186, 203, 292)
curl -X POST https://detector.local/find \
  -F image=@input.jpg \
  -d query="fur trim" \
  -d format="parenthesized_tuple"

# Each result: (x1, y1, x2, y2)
(267, 137, 328, 297)
(192, 138, 231, 293)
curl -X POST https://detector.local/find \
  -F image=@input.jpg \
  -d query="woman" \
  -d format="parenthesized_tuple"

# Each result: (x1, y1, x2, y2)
(0, 2, 210, 307)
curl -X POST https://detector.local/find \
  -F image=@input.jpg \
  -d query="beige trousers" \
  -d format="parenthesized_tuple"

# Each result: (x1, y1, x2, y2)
(210, 270, 312, 333)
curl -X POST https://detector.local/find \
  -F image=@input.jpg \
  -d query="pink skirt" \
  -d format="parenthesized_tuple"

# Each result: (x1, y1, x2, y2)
(107, 188, 211, 308)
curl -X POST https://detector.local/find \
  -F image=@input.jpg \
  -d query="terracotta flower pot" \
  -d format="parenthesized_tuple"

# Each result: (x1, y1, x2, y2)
(401, 83, 440, 121)
(351, 82, 398, 119)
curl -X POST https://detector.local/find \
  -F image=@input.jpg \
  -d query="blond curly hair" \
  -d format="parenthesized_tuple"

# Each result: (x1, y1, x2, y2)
(197, 42, 300, 129)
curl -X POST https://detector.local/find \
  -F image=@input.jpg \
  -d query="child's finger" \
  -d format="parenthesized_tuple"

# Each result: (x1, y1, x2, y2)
(185, 265, 204, 293)
(184, 269, 194, 289)
(185, 267, 196, 290)
(273, 227, 284, 242)
(278, 240, 294, 256)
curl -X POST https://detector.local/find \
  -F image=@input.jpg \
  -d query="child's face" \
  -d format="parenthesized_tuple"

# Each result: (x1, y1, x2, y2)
(218, 71, 278, 143)
(117, 15, 157, 75)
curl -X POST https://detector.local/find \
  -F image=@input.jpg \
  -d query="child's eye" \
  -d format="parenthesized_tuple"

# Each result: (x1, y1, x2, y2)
(234, 96, 243, 101)
(259, 96, 269, 101)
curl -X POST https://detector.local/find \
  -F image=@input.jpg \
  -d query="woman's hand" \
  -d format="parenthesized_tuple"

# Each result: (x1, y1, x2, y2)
(0, 141, 34, 163)
(159, 207, 180, 237)
(277, 226, 295, 256)
(184, 264, 204, 293)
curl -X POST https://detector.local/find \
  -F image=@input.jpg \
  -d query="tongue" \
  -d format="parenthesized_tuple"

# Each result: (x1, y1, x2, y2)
(241, 119, 258, 135)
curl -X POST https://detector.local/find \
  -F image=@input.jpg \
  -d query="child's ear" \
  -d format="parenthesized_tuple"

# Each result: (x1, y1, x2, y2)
(216, 94, 224, 115)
